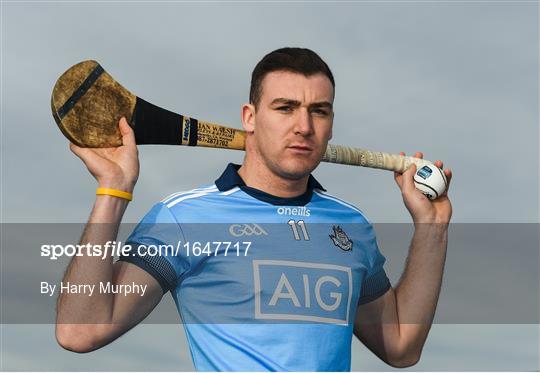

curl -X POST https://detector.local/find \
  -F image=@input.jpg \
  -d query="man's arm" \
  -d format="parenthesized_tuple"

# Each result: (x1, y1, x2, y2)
(55, 196, 164, 353)
(354, 152, 453, 368)
(56, 118, 162, 352)
(354, 225, 448, 367)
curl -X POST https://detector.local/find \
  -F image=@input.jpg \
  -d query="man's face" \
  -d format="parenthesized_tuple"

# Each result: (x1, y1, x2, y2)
(247, 70, 334, 180)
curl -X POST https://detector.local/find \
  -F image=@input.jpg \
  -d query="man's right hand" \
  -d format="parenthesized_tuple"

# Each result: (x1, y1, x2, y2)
(69, 117, 139, 192)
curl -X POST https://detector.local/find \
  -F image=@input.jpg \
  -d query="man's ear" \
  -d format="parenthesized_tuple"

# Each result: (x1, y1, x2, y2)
(242, 103, 256, 133)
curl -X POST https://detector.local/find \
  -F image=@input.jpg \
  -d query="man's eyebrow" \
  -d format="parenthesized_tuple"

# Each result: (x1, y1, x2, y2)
(309, 101, 333, 109)
(270, 98, 301, 106)
(270, 98, 333, 109)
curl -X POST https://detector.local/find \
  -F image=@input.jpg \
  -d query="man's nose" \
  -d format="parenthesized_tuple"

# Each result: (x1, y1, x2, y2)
(293, 108, 314, 136)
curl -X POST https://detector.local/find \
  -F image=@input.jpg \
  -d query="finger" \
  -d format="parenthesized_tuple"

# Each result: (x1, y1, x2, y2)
(119, 117, 136, 147)
(69, 142, 92, 159)
(401, 163, 417, 193)
(444, 168, 452, 190)
(437, 169, 452, 198)
(414, 151, 423, 159)
(69, 142, 79, 154)
(434, 160, 444, 169)
(69, 142, 104, 167)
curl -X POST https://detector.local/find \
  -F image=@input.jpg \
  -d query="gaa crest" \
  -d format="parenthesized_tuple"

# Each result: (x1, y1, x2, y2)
(329, 225, 353, 251)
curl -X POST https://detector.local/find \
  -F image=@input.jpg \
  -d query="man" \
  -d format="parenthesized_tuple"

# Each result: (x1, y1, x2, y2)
(56, 48, 453, 371)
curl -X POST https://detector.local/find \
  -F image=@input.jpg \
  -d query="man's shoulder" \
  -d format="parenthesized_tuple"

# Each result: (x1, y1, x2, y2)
(311, 189, 372, 224)
(158, 184, 223, 208)
(154, 182, 246, 216)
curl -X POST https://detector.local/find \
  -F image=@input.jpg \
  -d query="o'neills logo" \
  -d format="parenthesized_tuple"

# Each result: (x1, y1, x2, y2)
(277, 206, 310, 217)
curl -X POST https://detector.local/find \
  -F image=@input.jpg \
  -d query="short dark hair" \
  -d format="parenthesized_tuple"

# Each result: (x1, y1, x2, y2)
(249, 47, 335, 107)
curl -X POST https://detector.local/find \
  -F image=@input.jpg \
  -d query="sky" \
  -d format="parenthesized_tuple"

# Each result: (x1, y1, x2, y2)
(1, 1, 538, 371)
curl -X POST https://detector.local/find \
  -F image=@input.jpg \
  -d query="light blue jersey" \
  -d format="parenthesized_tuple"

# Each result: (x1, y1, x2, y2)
(120, 163, 391, 371)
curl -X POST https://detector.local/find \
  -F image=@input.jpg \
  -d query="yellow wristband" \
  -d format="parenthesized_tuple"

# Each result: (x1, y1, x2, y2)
(96, 187, 133, 201)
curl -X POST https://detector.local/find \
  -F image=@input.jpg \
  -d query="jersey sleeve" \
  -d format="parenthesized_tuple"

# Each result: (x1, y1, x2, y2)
(119, 202, 188, 294)
(357, 223, 391, 305)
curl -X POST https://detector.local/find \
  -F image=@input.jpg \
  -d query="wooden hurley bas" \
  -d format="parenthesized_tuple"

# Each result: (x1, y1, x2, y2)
(51, 60, 433, 173)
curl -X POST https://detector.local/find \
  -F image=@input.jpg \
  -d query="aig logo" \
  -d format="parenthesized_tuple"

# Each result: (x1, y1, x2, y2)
(229, 224, 268, 237)
(253, 260, 352, 325)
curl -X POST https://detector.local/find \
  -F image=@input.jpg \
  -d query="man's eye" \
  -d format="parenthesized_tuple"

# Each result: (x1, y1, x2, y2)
(277, 106, 292, 112)
(313, 109, 329, 116)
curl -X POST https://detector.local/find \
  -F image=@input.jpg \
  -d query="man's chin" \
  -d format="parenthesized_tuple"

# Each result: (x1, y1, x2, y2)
(276, 158, 320, 180)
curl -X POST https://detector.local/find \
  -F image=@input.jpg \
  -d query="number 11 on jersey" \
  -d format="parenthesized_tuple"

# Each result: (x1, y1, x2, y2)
(288, 220, 310, 241)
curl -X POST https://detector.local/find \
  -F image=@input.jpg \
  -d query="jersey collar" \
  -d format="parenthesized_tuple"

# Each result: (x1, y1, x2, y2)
(215, 163, 326, 206)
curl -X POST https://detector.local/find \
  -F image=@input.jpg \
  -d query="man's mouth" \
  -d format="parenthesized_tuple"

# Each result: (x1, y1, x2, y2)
(288, 144, 313, 153)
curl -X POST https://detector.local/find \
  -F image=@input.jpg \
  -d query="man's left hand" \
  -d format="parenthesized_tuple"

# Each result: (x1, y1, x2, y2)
(394, 152, 453, 225)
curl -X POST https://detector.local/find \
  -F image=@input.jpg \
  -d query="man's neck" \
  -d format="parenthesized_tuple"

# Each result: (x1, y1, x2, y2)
(237, 158, 310, 198)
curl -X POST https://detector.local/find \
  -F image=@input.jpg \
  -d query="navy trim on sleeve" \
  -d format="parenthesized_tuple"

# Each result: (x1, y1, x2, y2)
(118, 243, 178, 294)
(358, 269, 391, 305)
